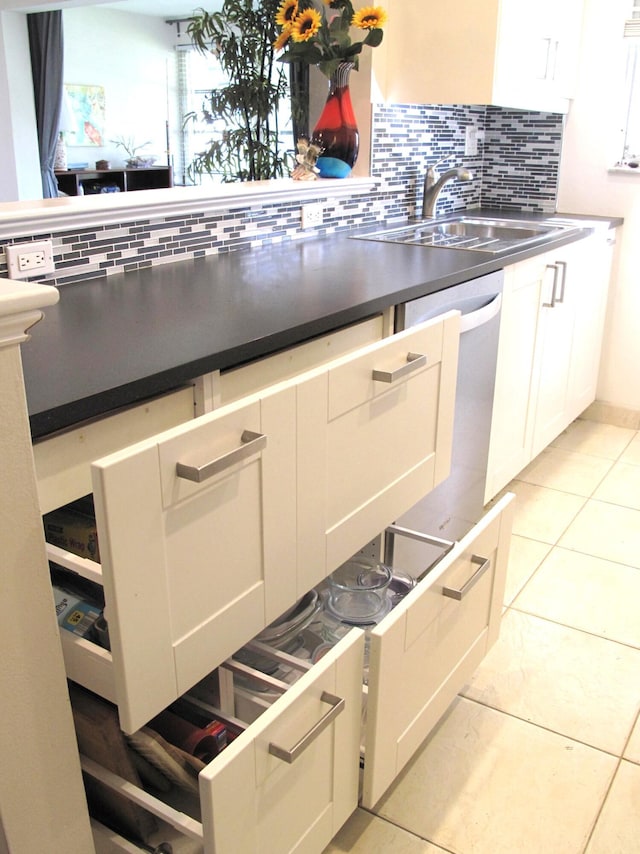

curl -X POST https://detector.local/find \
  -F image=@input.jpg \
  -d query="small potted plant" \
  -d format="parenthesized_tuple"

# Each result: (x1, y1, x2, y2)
(111, 136, 156, 168)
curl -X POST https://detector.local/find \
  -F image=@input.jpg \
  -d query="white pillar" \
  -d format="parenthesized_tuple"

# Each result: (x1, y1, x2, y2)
(0, 278, 94, 852)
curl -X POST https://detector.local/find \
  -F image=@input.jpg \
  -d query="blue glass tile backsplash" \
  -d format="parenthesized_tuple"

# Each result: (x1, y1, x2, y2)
(0, 103, 563, 286)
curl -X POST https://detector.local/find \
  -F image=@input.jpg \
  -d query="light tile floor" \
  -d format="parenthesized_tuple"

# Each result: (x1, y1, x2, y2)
(324, 419, 640, 854)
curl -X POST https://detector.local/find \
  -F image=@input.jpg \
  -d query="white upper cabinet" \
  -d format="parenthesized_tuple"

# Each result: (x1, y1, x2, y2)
(373, 0, 585, 112)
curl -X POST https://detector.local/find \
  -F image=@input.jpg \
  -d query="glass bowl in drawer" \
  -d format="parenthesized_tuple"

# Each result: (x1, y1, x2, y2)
(326, 556, 392, 623)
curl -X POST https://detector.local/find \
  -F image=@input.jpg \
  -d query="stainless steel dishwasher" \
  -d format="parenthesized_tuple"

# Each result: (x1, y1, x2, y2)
(390, 270, 504, 571)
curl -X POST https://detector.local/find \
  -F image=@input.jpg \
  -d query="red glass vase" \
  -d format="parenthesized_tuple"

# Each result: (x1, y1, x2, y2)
(312, 62, 359, 178)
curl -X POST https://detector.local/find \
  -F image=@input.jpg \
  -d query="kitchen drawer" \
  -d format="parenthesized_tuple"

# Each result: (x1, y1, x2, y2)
(81, 630, 364, 854)
(54, 384, 298, 733)
(362, 492, 514, 807)
(46, 311, 459, 735)
(78, 496, 512, 853)
(216, 314, 388, 406)
(297, 310, 459, 583)
(34, 385, 196, 514)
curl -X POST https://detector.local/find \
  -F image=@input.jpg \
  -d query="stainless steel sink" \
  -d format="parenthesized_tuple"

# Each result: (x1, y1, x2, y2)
(353, 216, 582, 254)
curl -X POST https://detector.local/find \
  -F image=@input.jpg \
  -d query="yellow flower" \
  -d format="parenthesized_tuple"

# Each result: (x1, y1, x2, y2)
(351, 5, 387, 29)
(275, 0, 298, 28)
(274, 26, 293, 50)
(291, 8, 322, 42)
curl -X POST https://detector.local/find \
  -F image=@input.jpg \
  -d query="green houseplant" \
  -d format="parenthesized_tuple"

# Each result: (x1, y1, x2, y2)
(186, 0, 291, 182)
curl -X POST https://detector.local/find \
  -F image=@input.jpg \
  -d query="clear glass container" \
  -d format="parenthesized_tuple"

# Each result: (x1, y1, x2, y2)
(326, 556, 392, 623)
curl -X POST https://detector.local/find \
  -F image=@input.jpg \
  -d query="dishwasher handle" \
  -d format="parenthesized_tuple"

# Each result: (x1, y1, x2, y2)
(459, 292, 502, 333)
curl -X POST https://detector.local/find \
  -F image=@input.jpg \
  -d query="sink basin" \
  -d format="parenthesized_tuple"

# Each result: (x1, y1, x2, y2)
(353, 216, 582, 254)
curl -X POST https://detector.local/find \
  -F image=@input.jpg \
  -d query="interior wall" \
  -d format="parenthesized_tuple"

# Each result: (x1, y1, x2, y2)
(557, 0, 640, 413)
(62, 7, 178, 172)
(0, 12, 43, 201)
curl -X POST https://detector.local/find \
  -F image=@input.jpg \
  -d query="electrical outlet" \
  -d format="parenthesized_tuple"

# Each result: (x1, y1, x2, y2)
(301, 203, 323, 229)
(6, 239, 55, 280)
(465, 126, 478, 157)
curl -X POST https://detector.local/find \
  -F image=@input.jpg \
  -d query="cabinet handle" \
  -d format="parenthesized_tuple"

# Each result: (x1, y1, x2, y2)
(268, 691, 345, 764)
(555, 260, 567, 303)
(372, 352, 426, 383)
(176, 430, 266, 482)
(543, 263, 559, 308)
(442, 554, 491, 601)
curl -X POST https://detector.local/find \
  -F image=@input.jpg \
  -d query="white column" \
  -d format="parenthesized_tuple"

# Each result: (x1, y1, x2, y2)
(0, 279, 94, 852)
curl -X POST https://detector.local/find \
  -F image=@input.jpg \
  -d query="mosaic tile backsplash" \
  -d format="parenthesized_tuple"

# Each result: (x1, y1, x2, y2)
(0, 104, 563, 287)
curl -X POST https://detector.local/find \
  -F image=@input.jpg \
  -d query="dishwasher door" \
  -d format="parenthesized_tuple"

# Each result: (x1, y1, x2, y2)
(393, 270, 504, 569)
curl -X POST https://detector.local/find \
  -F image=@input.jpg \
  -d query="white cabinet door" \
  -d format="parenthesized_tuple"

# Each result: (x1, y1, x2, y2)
(373, 0, 584, 111)
(566, 231, 613, 422)
(296, 312, 460, 592)
(198, 631, 364, 854)
(91, 385, 298, 733)
(530, 256, 576, 456)
(485, 256, 545, 500)
(362, 493, 514, 808)
(486, 232, 611, 501)
(495, 0, 585, 111)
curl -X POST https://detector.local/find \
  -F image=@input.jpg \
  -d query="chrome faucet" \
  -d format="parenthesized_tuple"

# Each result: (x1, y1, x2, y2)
(421, 160, 473, 218)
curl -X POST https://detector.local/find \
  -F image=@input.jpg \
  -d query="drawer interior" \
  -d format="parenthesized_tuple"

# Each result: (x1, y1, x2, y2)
(64, 527, 445, 852)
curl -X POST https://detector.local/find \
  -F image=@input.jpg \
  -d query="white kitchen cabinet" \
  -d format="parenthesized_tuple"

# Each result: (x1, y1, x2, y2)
(214, 314, 389, 408)
(485, 230, 612, 500)
(43, 311, 459, 735)
(362, 493, 514, 808)
(198, 632, 364, 854)
(565, 231, 615, 425)
(33, 386, 197, 515)
(297, 313, 459, 585)
(84, 492, 514, 854)
(34, 302, 517, 854)
(374, 0, 584, 112)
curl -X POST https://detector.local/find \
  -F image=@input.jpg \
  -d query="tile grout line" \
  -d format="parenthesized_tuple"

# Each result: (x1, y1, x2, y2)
(358, 806, 457, 853)
(458, 692, 630, 762)
(507, 602, 640, 652)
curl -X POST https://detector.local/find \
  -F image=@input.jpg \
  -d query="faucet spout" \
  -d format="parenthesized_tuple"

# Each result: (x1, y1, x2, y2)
(421, 165, 473, 218)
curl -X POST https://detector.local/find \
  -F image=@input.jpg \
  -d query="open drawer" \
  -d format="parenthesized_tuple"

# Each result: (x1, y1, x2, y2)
(80, 630, 364, 854)
(46, 311, 460, 734)
(81, 493, 513, 854)
(362, 492, 514, 807)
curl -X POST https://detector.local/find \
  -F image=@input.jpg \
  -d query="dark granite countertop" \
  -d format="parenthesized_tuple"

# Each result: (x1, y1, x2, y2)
(23, 209, 622, 440)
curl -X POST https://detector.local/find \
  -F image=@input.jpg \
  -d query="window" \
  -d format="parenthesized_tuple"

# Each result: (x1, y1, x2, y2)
(617, 0, 640, 166)
(174, 44, 294, 187)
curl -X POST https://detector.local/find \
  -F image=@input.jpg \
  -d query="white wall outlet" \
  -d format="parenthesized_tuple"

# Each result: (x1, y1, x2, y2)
(301, 203, 323, 229)
(464, 126, 479, 157)
(6, 239, 55, 280)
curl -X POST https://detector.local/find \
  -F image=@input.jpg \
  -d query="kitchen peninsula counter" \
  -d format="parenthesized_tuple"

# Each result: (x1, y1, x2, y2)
(22, 210, 620, 440)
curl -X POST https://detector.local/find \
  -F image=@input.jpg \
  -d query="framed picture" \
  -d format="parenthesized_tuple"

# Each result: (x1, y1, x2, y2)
(65, 84, 105, 146)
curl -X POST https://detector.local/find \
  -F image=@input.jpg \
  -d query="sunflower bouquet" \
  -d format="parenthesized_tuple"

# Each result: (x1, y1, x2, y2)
(274, 0, 387, 78)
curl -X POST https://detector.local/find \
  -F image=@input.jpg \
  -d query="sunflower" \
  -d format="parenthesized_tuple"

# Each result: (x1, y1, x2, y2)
(273, 26, 293, 51)
(351, 5, 387, 29)
(291, 7, 322, 42)
(275, 0, 297, 28)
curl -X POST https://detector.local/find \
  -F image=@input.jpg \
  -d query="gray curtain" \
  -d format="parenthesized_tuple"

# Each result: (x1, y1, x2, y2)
(28, 11, 63, 198)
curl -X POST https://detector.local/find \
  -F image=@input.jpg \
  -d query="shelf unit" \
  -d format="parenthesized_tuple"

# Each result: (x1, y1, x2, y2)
(55, 166, 173, 197)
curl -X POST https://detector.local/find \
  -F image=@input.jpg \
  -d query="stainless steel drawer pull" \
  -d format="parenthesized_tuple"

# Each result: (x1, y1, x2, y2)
(268, 691, 345, 764)
(176, 430, 266, 482)
(442, 554, 491, 601)
(543, 264, 559, 308)
(555, 260, 567, 303)
(372, 352, 427, 383)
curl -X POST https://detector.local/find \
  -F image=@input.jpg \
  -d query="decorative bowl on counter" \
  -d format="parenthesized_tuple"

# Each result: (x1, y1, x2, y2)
(326, 556, 392, 624)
